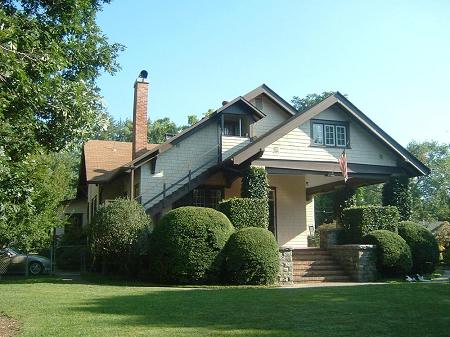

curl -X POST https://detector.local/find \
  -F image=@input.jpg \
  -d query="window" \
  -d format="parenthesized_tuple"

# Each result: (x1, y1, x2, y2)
(311, 120, 348, 147)
(223, 115, 249, 137)
(174, 187, 223, 209)
(312, 123, 324, 145)
(336, 125, 347, 147)
(324, 125, 335, 146)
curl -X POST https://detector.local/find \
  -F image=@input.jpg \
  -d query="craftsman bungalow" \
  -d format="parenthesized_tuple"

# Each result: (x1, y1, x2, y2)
(69, 71, 429, 249)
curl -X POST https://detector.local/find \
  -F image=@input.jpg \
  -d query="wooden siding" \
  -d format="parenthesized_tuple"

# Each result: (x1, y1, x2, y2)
(140, 123, 220, 208)
(261, 106, 397, 166)
(252, 96, 290, 136)
(222, 136, 250, 159)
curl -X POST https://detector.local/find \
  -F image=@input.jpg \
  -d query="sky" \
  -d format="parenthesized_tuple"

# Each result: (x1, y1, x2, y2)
(96, 0, 450, 146)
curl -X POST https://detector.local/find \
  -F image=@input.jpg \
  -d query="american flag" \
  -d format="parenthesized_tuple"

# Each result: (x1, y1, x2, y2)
(338, 150, 348, 182)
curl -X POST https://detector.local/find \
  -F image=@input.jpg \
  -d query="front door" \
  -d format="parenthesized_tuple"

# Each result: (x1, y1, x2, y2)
(268, 187, 277, 239)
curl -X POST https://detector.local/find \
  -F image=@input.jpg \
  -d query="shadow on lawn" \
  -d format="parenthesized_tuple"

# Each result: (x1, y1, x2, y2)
(69, 284, 449, 337)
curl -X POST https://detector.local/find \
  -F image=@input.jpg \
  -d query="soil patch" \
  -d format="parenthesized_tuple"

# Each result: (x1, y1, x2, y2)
(0, 314, 20, 337)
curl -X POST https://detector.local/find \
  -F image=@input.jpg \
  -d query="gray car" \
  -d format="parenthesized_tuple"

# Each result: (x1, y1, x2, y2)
(0, 248, 51, 275)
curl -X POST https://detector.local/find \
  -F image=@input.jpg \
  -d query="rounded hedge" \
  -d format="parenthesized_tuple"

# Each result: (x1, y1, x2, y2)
(148, 206, 234, 284)
(222, 227, 279, 285)
(398, 221, 440, 274)
(443, 248, 450, 266)
(89, 198, 151, 258)
(363, 230, 412, 276)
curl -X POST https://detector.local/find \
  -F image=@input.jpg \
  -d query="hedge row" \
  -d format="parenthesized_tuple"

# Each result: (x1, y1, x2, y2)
(218, 197, 269, 230)
(342, 206, 400, 243)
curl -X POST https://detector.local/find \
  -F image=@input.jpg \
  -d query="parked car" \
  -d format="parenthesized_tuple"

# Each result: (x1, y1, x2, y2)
(0, 248, 51, 275)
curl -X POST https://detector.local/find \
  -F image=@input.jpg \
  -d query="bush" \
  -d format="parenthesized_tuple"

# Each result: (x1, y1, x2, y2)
(435, 221, 450, 249)
(443, 248, 450, 266)
(148, 206, 234, 284)
(56, 246, 86, 270)
(333, 186, 357, 224)
(241, 166, 269, 199)
(397, 221, 439, 274)
(342, 206, 400, 243)
(363, 230, 412, 276)
(218, 197, 268, 229)
(382, 176, 412, 221)
(88, 198, 151, 274)
(222, 227, 279, 285)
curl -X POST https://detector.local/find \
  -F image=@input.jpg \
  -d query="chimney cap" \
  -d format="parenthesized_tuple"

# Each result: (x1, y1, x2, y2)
(138, 70, 148, 79)
(222, 100, 229, 106)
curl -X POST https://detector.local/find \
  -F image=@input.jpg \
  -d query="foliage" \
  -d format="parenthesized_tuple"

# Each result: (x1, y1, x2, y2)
(291, 91, 335, 113)
(382, 176, 412, 221)
(363, 230, 413, 276)
(88, 198, 151, 274)
(314, 192, 335, 226)
(435, 221, 450, 249)
(148, 206, 234, 284)
(241, 166, 269, 199)
(218, 198, 269, 229)
(222, 227, 279, 285)
(407, 141, 450, 221)
(353, 184, 383, 206)
(333, 185, 357, 224)
(0, 152, 76, 250)
(443, 247, 450, 266)
(0, 0, 120, 249)
(397, 221, 439, 274)
(342, 206, 400, 243)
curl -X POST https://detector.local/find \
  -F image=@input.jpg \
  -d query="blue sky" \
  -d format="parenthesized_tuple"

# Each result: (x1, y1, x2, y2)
(96, 0, 450, 146)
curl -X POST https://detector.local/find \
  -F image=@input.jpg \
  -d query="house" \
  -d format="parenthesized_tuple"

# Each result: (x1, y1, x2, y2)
(69, 70, 429, 249)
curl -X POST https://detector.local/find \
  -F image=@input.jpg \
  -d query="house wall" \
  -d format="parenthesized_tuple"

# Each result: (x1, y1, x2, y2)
(223, 174, 308, 248)
(268, 174, 308, 248)
(251, 96, 290, 136)
(306, 197, 315, 230)
(64, 199, 88, 228)
(222, 136, 250, 160)
(140, 122, 220, 209)
(261, 106, 397, 166)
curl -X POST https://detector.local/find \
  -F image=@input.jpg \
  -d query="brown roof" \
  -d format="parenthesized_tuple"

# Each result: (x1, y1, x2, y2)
(83, 140, 157, 183)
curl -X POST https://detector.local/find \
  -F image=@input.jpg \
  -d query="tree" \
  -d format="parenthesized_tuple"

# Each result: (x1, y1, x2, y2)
(0, 0, 121, 249)
(292, 91, 335, 113)
(407, 141, 450, 221)
(382, 176, 412, 221)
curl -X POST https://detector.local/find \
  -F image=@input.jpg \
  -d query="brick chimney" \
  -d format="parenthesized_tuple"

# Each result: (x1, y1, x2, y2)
(132, 70, 149, 159)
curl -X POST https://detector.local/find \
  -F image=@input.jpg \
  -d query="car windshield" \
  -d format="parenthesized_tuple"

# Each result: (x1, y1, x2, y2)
(6, 248, 21, 256)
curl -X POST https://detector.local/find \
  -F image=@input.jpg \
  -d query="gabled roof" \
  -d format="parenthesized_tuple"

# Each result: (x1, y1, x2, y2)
(128, 96, 264, 169)
(244, 83, 298, 116)
(229, 92, 430, 177)
(83, 140, 158, 183)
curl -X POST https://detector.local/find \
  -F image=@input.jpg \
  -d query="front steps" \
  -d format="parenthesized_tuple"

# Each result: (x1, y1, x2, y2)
(292, 248, 351, 283)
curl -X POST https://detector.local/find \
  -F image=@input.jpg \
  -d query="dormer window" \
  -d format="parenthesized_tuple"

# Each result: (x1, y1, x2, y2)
(311, 119, 349, 147)
(223, 115, 249, 137)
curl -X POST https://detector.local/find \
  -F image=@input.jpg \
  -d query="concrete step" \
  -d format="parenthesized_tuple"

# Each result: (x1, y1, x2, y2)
(293, 255, 336, 261)
(293, 264, 344, 271)
(292, 249, 330, 256)
(293, 269, 348, 277)
(294, 275, 352, 283)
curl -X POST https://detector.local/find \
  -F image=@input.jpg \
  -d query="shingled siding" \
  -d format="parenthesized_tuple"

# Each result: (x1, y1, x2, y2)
(140, 123, 220, 209)
(252, 96, 290, 136)
(261, 106, 397, 166)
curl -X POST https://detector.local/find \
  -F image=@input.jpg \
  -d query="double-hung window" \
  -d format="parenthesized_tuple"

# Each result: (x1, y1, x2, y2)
(223, 115, 249, 137)
(311, 120, 349, 148)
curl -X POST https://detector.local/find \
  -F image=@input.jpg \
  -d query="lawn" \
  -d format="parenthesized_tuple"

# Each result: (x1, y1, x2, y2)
(0, 277, 449, 337)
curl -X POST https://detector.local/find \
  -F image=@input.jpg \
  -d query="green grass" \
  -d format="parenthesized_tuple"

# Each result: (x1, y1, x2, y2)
(0, 277, 449, 337)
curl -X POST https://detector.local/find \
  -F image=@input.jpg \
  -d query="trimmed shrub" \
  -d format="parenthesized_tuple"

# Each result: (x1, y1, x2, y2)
(363, 230, 412, 276)
(382, 176, 412, 221)
(241, 166, 269, 199)
(333, 185, 357, 224)
(398, 221, 439, 274)
(443, 248, 450, 266)
(222, 227, 279, 285)
(342, 206, 400, 243)
(88, 198, 151, 274)
(148, 206, 234, 284)
(435, 221, 450, 249)
(218, 197, 268, 229)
